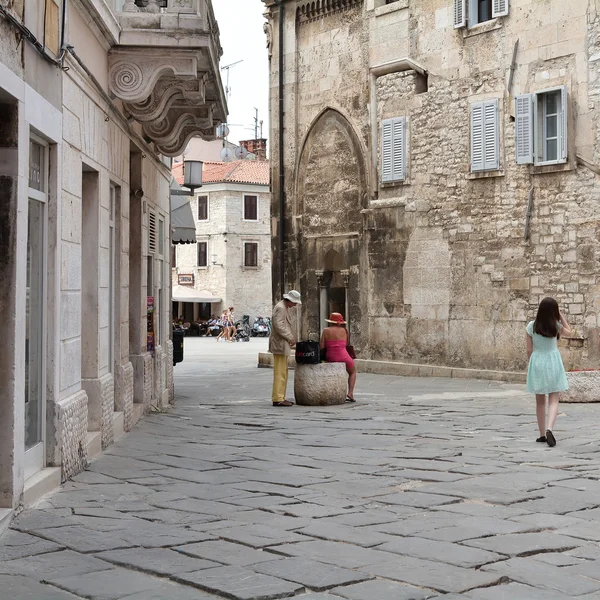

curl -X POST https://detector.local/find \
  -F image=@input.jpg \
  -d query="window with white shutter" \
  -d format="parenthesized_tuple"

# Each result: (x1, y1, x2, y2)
(454, 0, 466, 28)
(492, 0, 509, 18)
(381, 117, 407, 184)
(515, 94, 533, 165)
(470, 99, 499, 172)
(455, 0, 509, 28)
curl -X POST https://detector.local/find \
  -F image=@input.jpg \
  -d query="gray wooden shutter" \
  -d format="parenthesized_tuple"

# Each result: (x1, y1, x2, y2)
(515, 94, 533, 165)
(392, 117, 406, 181)
(381, 119, 394, 183)
(492, 0, 509, 18)
(559, 84, 568, 162)
(454, 0, 466, 28)
(483, 99, 500, 171)
(470, 102, 484, 172)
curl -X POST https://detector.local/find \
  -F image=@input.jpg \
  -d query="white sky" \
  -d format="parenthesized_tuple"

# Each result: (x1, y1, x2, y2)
(213, 0, 269, 147)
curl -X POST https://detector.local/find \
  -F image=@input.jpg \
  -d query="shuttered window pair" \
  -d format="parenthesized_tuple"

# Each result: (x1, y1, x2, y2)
(454, 0, 508, 28)
(381, 117, 407, 183)
(470, 99, 500, 172)
(515, 86, 568, 166)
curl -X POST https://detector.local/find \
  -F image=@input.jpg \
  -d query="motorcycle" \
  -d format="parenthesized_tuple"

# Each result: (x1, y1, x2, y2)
(252, 316, 271, 337)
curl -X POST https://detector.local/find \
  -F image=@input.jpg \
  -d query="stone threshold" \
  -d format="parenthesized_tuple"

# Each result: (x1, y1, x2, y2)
(257, 352, 526, 384)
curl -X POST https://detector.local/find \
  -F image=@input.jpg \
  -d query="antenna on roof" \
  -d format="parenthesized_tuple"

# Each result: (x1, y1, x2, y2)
(221, 60, 243, 102)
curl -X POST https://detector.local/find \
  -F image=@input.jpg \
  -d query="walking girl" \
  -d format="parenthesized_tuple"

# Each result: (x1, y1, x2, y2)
(526, 297, 572, 447)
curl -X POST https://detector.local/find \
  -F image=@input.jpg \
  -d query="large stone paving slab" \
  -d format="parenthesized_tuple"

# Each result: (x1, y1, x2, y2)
(0, 574, 82, 599)
(332, 578, 437, 599)
(252, 557, 371, 591)
(377, 536, 503, 567)
(0, 530, 64, 561)
(95, 548, 220, 576)
(45, 567, 166, 599)
(463, 532, 583, 557)
(174, 540, 279, 566)
(172, 565, 305, 599)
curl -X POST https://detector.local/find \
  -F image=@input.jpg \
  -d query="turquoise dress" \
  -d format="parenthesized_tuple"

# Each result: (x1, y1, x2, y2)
(526, 321, 568, 394)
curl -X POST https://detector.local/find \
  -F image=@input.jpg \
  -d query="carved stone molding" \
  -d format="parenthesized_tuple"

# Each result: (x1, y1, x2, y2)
(341, 269, 350, 287)
(315, 270, 324, 287)
(296, 0, 363, 24)
(108, 49, 223, 156)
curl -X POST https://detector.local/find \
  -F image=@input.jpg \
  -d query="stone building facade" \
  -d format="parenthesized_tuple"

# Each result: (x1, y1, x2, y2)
(172, 159, 272, 322)
(0, 0, 225, 514)
(263, 0, 600, 378)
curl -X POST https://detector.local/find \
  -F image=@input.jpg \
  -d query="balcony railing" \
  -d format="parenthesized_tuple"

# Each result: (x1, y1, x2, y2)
(119, 0, 203, 13)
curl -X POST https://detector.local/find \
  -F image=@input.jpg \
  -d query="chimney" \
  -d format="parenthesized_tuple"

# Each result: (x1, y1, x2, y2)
(240, 138, 267, 161)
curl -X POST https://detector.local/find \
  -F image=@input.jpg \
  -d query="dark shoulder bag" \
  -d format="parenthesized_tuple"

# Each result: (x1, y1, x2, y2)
(346, 329, 357, 360)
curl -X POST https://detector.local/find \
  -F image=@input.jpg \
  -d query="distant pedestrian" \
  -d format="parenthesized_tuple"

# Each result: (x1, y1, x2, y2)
(526, 297, 572, 447)
(320, 313, 356, 402)
(269, 290, 301, 406)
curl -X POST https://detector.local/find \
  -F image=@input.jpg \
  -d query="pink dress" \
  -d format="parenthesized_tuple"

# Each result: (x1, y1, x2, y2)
(324, 339, 355, 371)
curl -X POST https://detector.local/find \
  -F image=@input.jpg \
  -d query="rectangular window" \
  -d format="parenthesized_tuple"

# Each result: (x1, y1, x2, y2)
(158, 217, 164, 257)
(244, 242, 258, 267)
(470, 98, 500, 172)
(455, 0, 508, 27)
(197, 195, 208, 221)
(171, 245, 177, 268)
(243, 195, 258, 221)
(515, 86, 567, 166)
(197, 241, 208, 267)
(381, 117, 406, 183)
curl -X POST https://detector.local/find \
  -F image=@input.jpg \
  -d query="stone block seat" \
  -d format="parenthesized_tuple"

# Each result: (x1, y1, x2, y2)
(561, 371, 600, 403)
(294, 362, 347, 406)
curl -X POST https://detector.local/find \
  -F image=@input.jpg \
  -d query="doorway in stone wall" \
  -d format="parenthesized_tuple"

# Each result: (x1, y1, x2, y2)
(317, 249, 349, 332)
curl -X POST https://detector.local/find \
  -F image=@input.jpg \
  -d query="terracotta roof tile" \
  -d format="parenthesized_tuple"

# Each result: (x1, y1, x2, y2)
(173, 160, 269, 186)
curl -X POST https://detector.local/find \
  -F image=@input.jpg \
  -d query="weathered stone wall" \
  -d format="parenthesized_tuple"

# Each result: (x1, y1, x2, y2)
(120, 361, 135, 432)
(166, 340, 174, 405)
(51, 390, 88, 482)
(266, 0, 600, 375)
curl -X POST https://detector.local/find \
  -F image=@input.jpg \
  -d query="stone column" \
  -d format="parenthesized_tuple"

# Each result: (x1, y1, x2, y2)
(316, 270, 326, 333)
(341, 269, 350, 324)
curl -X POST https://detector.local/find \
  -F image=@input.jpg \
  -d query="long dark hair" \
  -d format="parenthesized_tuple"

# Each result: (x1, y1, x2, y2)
(534, 297, 560, 338)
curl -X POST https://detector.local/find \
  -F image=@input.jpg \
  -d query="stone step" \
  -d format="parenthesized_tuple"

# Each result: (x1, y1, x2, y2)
(87, 431, 102, 460)
(23, 467, 61, 507)
(113, 411, 125, 441)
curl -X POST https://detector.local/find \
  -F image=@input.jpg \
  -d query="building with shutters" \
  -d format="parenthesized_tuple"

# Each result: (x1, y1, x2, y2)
(0, 1, 226, 515)
(263, 0, 600, 378)
(171, 158, 272, 324)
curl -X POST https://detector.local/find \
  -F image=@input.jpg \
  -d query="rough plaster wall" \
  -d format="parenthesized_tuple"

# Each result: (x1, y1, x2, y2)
(100, 374, 114, 450)
(53, 390, 88, 482)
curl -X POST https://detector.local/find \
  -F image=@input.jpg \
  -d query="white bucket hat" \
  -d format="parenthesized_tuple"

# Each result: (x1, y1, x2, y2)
(283, 290, 302, 304)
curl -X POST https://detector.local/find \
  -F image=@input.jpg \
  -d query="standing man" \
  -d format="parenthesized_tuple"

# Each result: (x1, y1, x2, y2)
(269, 290, 302, 406)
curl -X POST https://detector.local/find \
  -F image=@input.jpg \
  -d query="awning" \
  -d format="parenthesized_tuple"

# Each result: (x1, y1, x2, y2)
(171, 178, 196, 244)
(172, 285, 221, 303)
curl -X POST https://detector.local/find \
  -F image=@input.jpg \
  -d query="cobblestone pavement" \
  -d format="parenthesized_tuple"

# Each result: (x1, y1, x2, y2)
(3, 338, 600, 599)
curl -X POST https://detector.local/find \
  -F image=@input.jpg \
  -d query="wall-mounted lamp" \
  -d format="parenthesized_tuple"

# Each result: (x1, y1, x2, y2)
(211, 254, 223, 267)
(183, 160, 203, 193)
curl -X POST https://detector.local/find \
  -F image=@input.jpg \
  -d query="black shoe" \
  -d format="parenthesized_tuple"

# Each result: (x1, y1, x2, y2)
(346, 396, 356, 403)
(546, 430, 556, 447)
(536, 436, 547, 443)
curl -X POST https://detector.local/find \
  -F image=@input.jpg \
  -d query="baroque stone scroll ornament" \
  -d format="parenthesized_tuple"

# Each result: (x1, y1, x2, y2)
(263, 21, 273, 58)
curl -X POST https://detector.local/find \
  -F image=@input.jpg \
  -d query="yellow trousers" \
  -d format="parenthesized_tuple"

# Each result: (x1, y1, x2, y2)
(271, 354, 289, 403)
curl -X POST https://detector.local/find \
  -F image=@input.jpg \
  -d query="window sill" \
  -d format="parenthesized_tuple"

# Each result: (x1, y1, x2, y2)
(243, 266, 259, 270)
(530, 161, 572, 175)
(374, 1, 408, 17)
(380, 180, 408, 188)
(242, 219, 259, 223)
(463, 19, 502, 38)
(467, 170, 504, 180)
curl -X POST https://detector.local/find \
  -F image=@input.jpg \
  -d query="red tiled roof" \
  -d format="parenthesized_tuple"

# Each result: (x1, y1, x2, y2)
(173, 160, 270, 186)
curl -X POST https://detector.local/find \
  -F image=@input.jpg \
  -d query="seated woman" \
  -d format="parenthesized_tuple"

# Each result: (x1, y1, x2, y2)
(320, 313, 356, 402)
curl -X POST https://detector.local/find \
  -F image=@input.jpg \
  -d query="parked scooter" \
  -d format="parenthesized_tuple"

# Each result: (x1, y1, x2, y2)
(251, 316, 271, 337)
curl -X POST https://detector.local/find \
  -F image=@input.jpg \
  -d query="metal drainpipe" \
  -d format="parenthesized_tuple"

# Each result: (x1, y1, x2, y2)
(277, 0, 285, 296)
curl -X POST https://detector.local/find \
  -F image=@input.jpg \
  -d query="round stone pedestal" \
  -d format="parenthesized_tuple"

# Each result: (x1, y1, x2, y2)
(294, 362, 348, 406)
(560, 371, 600, 403)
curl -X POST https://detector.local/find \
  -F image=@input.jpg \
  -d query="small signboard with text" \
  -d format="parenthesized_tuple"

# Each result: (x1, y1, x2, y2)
(178, 274, 194, 286)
